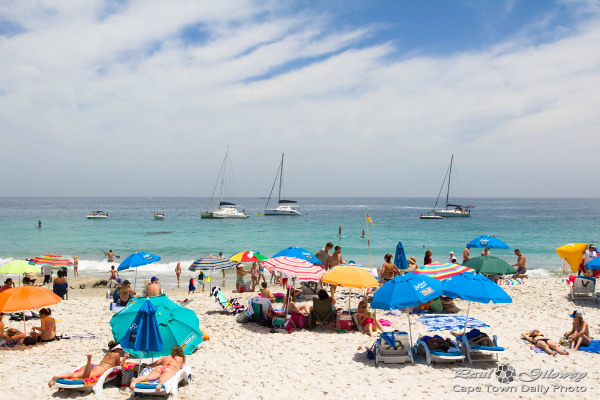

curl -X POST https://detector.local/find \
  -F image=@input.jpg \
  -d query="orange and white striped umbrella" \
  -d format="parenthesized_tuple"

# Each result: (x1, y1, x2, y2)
(260, 257, 325, 281)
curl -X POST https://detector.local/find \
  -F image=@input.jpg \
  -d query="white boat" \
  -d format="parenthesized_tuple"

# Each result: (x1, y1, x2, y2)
(154, 212, 165, 220)
(202, 147, 249, 219)
(87, 211, 108, 219)
(264, 153, 301, 216)
(423, 155, 472, 218)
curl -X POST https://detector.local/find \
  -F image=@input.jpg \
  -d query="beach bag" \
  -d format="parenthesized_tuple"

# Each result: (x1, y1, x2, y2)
(366, 344, 375, 360)
(117, 368, 134, 387)
(290, 312, 307, 329)
(236, 312, 250, 323)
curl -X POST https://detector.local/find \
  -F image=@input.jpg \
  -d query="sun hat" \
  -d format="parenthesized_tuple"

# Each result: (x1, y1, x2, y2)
(408, 256, 417, 263)
(110, 343, 123, 351)
(570, 310, 582, 318)
(151, 276, 159, 282)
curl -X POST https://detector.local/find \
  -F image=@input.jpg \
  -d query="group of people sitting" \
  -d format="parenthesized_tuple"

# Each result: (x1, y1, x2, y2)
(48, 341, 186, 392)
(522, 310, 590, 355)
(0, 308, 56, 347)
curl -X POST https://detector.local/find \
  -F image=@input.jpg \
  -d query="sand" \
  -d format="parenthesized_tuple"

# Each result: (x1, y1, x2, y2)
(1, 277, 599, 399)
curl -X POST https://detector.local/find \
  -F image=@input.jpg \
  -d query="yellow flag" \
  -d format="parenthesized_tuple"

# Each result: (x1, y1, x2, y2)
(366, 212, 374, 227)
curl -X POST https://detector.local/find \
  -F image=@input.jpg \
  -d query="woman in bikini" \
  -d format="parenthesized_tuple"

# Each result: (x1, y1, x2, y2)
(564, 310, 591, 351)
(522, 329, 569, 356)
(175, 262, 181, 288)
(357, 300, 385, 337)
(31, 307, 56, 342)
(380, 254, 400, 284)
(129, 345, 185, 392)
(250, 262, 259, 291)
(283, 286, 310, 315)
(48, 341, 129, 387)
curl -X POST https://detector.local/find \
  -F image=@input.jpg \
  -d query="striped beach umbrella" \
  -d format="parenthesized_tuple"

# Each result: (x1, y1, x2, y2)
(29, 254, 74, 268)
(260, 257, 325, 281)
(229, 251, 268, 263)
(189, 255, 236, 271)
(413, 262, 474, 280)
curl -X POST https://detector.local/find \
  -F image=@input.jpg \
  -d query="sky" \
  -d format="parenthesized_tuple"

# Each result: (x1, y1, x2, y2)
(1, 0, 599, 198)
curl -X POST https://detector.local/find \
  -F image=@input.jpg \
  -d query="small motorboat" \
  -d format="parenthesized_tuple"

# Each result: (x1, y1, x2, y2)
(87, 211, 108, 219)
(154, 212, 165, 220)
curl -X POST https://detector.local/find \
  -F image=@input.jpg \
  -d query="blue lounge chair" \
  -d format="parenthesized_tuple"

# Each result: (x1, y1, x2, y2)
(456, 330, 504, 363)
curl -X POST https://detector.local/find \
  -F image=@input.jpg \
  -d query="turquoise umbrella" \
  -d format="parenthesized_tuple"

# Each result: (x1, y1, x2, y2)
(110, 295, 204, 358)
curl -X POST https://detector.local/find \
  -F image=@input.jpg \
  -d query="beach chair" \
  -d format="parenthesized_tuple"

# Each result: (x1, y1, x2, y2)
(210, 286, 245, 315)
(570, 276, 597, 303)
(133, 366, 191, 397)
(307, 297, 336, 330)
(416, 338, 465, 365)
(300, 281, 321, 298)
(53, 362, 135, 394)
(247, 297, 270, 322)
(456, 333, 504, 363)
(374, 331, 413, 367)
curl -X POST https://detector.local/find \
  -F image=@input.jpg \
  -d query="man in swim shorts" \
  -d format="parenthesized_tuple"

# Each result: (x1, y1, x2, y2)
(512, 249, 528, 278)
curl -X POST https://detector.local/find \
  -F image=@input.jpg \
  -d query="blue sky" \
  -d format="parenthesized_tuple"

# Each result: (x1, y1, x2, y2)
(1, 0, 599, 197)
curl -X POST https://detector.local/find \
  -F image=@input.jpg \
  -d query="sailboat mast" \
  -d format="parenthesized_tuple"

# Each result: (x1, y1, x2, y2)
(446, 155, 453, 210)
(278, 153, 284, 203)
(219, 146, 229, 204)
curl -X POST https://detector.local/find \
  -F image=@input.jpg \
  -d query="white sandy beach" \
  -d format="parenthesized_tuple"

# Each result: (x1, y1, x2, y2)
(1, 277, 599, 400)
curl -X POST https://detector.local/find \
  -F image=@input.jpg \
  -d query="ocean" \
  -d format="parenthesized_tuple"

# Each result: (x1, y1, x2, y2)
(1, 197, 599, 289)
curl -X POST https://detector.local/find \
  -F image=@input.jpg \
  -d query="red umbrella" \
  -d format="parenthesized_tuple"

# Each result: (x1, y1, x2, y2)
(260, 257, 325, 281)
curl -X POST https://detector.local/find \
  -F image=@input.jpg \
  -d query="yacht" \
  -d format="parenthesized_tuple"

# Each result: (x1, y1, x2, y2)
(264, 153, 301, 216)
(154, 212, 165, 220)
(421, 155, 472, 219)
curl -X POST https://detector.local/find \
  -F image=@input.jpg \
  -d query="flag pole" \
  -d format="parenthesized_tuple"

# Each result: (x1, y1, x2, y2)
(366, 213, 373, 269)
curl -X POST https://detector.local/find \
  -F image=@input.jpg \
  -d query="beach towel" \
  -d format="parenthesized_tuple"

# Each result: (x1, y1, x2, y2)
(379, 319, 392, 327)
(497, 278, 525, 286)
(63, 362, 136, 386)
(520, 339, 568, 354)
(110, 303, 125, 312)
(576, 340, 600, 354)
(417, 315, 490, 331)
(60, 333, 98, 340)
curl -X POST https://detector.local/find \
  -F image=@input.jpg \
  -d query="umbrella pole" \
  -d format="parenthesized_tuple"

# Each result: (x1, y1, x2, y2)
(23, 311, 26, 336)
(134, 268, 138, 292)
(462, 302, 471, 335)
(348, 287, 351, 312)
(406, 308, 413, 350)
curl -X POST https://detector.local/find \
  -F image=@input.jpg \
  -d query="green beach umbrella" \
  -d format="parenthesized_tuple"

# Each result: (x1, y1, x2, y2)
(462, 256, 515, 275)
(0, 260, 41, 285)
(110, 294, 205, 358)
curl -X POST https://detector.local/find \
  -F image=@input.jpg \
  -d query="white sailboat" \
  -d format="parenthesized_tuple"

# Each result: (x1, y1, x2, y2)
(264, 153, 301, 216)
(202, 147, 249, 219)
(420, 155, 472, 219)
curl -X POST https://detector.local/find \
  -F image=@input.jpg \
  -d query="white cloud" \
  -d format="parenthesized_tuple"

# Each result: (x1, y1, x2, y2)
(1, 1, 599, 197)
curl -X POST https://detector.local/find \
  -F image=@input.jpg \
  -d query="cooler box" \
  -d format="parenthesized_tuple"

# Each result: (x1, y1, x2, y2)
(336, 314, 353, 331)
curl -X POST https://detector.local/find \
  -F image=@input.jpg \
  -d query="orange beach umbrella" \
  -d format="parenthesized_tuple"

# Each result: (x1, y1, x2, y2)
(0, 286, 62, 333)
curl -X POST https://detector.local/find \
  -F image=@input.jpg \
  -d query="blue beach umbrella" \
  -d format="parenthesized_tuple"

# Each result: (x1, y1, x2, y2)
(466, 235, 509, 249)
(442, 273, 512, 333)
(271, 247, 321, 264)
(394, 241, 409, 270)
(110, 295, 204, 358)
(585, 257, 600, 270)
(120, 298, 163, 362)
(371, 273, 444, 349)
(117, 251, 161, 291)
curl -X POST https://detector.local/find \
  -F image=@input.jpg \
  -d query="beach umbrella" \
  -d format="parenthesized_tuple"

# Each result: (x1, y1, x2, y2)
(466, 235, 509, 249)
(413, 262, 474, 280)
(229, 251, 268, 263)
(117, 252, 161, 291)
(463, 256, 515, 275)
(322, 264, 379, 311)
(0, 260, 40, 285)
(371, 273, 444, 350)
(110, 294, 204, 358)
(189, 255, 235, 271)
(394, 241, 409, 270)
(585, 257, 600, 270)
(119, 298, 163, 366)
(442, 273, 512, 334)
(0, 286, 62, 333)
(261, 257, 325, 281)
(556, 243, 587, 273)
(29, 254, 74, 268)
(271, 247, 322, 264)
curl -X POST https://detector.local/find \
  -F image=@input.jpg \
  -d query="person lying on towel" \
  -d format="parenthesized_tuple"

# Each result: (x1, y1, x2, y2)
(450, 329, 494, 347)
(48, 341, 129, 387)
(129, 345, 185, 392)
(419, 335, 456, 352)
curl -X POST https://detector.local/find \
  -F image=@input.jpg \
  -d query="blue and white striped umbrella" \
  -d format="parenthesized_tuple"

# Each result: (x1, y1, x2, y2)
(189, 255, 236, 271)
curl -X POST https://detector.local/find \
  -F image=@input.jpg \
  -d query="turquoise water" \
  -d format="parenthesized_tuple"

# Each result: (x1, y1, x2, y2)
(1, 197, 599, 287)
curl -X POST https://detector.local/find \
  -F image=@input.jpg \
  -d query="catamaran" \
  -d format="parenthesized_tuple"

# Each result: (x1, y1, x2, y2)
(420, 155, 472, 219)
(202, 147, 249, 219)
(264, 153, 301, 216)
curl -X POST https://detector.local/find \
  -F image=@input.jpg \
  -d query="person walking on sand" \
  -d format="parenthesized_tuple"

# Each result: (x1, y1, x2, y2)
(108, 265, 119, 283)
(462, 246, 470, 264)
(326, 246, 343, 298)
(73, 256, 79, 277)
(104, 250, 115, 263)
(175, 262, 181, 288)
(512, 249, 528, 278)
(188, 276, 196, 295)
(219, 252, 226, 287)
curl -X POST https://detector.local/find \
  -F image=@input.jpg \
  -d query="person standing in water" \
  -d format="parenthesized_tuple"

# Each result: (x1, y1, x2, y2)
(338, 226, 342, 236)
(37, 220, 42, 229)
(104, 250, 114, 263)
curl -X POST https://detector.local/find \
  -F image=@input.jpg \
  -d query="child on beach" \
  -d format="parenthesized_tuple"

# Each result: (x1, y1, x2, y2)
(198, 271, 205, 292)
(250, 262, 259, 291)
(260, 282, 272, 301)
(188, 276, 196, 294)
(357, 300, 384, 337)
(108, 266, 119, 283)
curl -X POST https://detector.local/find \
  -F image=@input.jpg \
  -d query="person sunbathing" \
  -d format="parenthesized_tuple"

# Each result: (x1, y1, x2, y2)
(30, 307, 56, 342)
(451, 329, 495, 347)
(522, 329, 569, 356)
(3, 328, 24, 345)
(48, 341, 129, 387)
(357, 300, 385, 337)
(283, 286, 310, 315)
(564, 310, 590, 351)
(129, 345, 185, 392)
(419, 335, 456, 352)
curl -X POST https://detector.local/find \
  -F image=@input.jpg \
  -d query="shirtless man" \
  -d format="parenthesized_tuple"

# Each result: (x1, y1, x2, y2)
(380, 254, 400, 284)
(326, 246, 343, 298)
(512, 249, 528, 278)
(146, 277, 161, 296)
(104, 250, 114, 263)
(49, 341, 129, 387)
(462, 246, 470, 264)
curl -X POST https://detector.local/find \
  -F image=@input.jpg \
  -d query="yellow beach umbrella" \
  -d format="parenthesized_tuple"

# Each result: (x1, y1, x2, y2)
(0, 260, 40, 285)
(556, 243, 587, 273)
(322, 264, 379, 312)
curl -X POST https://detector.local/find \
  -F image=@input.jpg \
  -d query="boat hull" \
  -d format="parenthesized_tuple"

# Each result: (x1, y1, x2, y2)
(203, 206, 248, 219)
(435, 209, 470, 217)
(420, 214, 443, 220)
(154, 216, 165, 220)
(87, 215, 108, 219)
(264, 206, 301, 216)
